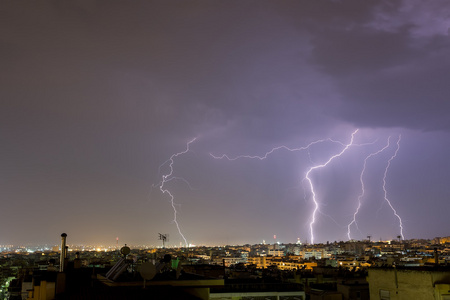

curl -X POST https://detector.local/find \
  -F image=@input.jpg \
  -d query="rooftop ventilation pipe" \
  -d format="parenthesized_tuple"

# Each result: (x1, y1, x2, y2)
(60, 233, 67, 272)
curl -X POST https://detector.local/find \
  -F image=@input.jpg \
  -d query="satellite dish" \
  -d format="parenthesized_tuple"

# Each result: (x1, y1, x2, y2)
(120, 244, 131, 256)
(140, 262, 157, 288)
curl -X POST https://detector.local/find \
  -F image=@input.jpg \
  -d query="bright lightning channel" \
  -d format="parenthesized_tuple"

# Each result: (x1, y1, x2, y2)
(211, 131, 360, 244)
(210, 138, 345, 160)
(159, 138, 196, 247)
(382, 135, 404, 240)
(347, 137, 392, 240)
(305, 129, 358, 245)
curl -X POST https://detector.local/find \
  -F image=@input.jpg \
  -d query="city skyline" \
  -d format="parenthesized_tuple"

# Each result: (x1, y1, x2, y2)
(1, 1, 450, 246)
(0, 235, 446, 251)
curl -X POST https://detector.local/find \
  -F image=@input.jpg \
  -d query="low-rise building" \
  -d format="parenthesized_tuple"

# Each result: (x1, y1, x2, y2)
(367, 267, 450, 300)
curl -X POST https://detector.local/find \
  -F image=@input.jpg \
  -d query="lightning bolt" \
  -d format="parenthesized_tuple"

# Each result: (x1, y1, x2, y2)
(212, 130, 361, 245)
(158, 138, 196, 247)
(382, 135, 404, 240)
(210, 138, 345, 160)
(305, 129, 358, 245)
(347, 137, 392, 240)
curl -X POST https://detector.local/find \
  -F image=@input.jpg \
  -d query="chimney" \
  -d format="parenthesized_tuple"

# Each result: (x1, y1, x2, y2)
(74, 252, 82, 269)
(60, 233, 67, 272)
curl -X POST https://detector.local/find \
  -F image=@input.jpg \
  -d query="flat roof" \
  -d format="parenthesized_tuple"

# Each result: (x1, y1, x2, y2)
(97, 274, 224, 288)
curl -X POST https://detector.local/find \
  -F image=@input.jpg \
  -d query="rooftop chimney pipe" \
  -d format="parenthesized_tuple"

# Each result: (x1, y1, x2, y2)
(60, 233, 67, 272)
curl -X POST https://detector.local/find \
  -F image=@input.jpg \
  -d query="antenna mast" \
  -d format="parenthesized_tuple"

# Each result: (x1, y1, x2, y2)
(158, 233, 168, 249)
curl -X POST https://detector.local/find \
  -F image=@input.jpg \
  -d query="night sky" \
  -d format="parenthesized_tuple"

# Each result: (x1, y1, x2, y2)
(1, 1, 450, 247)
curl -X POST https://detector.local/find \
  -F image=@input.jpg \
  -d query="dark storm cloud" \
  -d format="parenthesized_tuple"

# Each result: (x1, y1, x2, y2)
(2, 0, 448, 137)
(0, 1, 354, 144)
(303, 0, 450, 131)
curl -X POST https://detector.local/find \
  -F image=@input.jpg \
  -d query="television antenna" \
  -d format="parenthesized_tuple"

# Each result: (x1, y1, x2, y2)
(158, 233, 169, 248)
